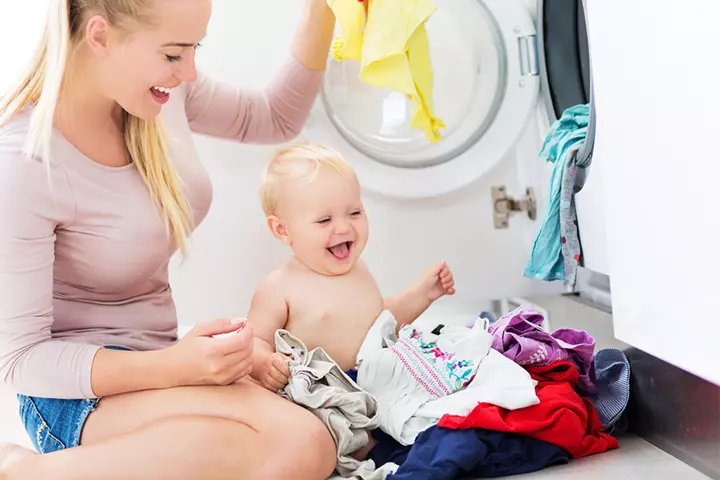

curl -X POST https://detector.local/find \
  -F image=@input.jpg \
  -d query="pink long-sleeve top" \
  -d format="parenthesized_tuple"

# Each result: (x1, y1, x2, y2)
(0, 57, 323, 399)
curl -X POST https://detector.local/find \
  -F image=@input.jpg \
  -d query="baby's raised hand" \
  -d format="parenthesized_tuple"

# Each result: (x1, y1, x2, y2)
(258, 351, 292, 391)
(419, 260, 456, 302)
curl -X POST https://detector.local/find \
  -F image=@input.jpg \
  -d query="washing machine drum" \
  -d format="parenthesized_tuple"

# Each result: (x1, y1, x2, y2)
(307, 0, 591, 199)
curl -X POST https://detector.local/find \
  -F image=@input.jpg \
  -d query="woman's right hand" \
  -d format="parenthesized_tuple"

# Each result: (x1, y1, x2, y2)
(161, 318, 255, 387)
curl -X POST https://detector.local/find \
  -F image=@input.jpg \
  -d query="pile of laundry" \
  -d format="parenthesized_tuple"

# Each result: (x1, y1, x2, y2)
(274, 305, 631, 480)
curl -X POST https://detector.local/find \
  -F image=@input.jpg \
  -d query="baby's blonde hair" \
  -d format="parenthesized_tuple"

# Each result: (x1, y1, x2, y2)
(260, 142, 356, 217)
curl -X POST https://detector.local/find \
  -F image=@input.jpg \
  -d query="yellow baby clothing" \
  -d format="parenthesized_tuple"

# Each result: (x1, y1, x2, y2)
(327, 0, 446, 142)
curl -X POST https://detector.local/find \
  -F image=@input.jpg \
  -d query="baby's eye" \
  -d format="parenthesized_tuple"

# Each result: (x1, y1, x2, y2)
(351, 210, 363, 216)
(316, 218, 331, 224)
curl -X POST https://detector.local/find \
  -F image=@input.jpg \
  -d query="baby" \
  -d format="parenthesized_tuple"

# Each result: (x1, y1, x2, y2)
(248, 142, 455, 391)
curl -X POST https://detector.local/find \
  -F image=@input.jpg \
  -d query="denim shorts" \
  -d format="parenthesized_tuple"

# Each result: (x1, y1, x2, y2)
(17, 394, 99, 453)
(17, 346, 129, 454)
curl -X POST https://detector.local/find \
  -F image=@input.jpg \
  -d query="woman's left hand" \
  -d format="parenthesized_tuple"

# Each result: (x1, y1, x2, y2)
(291, 0, 337, 70)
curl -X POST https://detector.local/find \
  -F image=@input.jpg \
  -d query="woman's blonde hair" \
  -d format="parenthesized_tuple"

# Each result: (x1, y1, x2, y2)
(0, 0, 193, 254)
(260, 142, 356, 217)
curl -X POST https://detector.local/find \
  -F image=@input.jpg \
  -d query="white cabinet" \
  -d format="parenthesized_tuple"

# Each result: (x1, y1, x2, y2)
(585, 0, 720, 385)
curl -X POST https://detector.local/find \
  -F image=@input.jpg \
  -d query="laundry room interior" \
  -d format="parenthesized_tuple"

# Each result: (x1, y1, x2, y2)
(0, 0, 718, 478)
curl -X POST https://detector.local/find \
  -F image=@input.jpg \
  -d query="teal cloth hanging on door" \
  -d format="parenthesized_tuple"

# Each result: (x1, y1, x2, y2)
(523, 104, 589, 282)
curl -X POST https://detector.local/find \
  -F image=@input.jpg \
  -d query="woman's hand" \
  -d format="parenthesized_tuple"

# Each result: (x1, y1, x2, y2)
(291, 0, 336, 70)
(161, 318, 255, 388)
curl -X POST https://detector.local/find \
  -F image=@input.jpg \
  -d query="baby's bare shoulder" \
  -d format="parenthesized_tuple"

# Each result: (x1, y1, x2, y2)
(251, 266, 291, 304)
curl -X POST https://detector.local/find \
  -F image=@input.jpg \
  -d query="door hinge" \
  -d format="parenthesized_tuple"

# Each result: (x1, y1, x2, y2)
(492, 186, 537, 229)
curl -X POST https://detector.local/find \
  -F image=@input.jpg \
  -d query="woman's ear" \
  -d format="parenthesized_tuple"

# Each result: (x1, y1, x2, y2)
(85, 15, 112, 56)
(267, 215, 291, 244)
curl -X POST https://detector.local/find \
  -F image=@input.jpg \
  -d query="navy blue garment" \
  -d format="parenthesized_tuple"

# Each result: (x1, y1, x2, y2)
(345, 369, 359, 383)
(379, 426, 568, 480)
(368, 428, 407, 466)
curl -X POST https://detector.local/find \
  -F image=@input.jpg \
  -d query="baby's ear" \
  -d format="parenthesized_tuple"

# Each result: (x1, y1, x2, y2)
(267, 216, 291, 244)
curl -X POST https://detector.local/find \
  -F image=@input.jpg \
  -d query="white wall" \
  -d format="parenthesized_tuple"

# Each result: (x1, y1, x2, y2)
(169, 136, 557, 325)
(0, 2, 46, 94)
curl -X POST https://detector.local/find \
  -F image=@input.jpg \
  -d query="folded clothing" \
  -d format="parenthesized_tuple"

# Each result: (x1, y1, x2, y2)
(438, 361, 619, 459)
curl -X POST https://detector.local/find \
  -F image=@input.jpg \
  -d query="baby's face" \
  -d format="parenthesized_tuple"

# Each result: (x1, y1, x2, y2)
(278, 168, 369, 276)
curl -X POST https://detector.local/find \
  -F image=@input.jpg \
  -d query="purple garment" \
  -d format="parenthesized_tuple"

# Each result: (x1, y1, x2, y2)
(488, 305, 597, 395)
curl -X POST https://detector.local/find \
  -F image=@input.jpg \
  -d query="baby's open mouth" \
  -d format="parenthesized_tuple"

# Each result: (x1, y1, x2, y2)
(327, 241, 352, 260)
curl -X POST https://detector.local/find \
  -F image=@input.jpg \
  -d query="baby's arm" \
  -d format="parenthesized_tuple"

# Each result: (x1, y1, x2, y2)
(384, 261, 455, 330)
(383, 288, 431, 330)
(248, 274, 292, 389)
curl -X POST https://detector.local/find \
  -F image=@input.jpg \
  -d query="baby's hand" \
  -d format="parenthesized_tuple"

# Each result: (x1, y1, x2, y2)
(257, 352, 292, 391)
(418, 260, 456, 302)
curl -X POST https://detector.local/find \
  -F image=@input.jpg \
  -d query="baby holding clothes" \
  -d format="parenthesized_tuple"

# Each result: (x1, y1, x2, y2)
(248, 142, 455, 390)
(245, 143, 541, 479)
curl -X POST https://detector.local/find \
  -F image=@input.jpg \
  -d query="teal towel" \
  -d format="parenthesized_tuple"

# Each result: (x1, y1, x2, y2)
(524, 104, 589, 281)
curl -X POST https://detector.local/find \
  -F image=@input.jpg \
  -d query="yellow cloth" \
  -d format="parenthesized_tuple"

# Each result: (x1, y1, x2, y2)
(327, 0, 446, 143)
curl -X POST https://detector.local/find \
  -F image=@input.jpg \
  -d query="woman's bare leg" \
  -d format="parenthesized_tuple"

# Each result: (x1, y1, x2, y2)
(81, 379, 314, 444)
(2, 380, 336, 480)
(0, 444, 35, 471)
(5, 416, 304, 480)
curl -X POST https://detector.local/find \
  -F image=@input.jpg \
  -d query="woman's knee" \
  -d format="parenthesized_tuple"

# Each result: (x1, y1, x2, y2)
(262, 407, 336, 480)
(82, 381, 336, 479)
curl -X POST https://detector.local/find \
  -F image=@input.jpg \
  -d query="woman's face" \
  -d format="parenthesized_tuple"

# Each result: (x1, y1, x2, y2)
(88, 0, 212, 119)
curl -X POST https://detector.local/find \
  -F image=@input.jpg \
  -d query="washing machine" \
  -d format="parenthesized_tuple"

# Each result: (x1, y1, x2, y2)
(304, 0, 594, 200)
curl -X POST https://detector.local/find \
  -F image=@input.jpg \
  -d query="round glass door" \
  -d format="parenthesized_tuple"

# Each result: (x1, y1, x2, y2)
(320, 0, 508, 169)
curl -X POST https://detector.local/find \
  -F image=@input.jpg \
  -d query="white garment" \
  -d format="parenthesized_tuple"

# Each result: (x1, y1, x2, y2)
(355, 312, 493, 445)
(401, 349, 540, 441)
(275, 329, 398, 480)
(355, 312, 540, 445)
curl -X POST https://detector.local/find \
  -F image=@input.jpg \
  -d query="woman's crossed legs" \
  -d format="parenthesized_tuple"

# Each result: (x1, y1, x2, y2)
(2, 379, 336, 480)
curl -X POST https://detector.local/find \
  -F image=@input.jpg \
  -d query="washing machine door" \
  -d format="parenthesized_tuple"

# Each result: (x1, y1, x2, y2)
(537, 0, 592, 124)
(305, 0, 539, 199)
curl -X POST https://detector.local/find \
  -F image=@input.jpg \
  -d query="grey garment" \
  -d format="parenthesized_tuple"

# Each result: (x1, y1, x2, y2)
(274, 329, 398, 480)
(588, 348, 631, 434)
(559, 149, 585, 291)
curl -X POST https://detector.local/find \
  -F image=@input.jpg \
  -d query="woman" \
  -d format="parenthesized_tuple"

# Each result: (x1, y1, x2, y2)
(0, 0, 337, 478)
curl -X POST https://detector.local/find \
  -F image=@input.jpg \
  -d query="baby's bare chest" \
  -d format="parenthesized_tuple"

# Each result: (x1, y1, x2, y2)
(284, 273, 384, 370)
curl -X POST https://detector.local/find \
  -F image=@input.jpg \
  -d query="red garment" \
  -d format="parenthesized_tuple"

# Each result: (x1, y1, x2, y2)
(437, 361, 618, 459)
